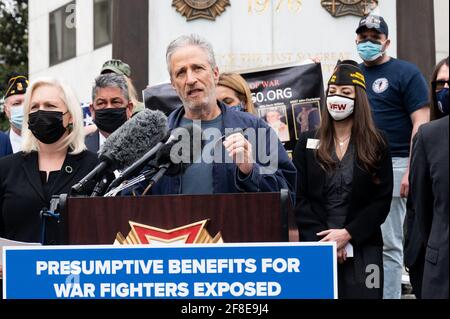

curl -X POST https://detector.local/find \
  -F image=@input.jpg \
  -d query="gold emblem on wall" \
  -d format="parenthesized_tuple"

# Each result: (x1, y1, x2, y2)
(321, 0, 378, 17)
(172, 0, 231, 21)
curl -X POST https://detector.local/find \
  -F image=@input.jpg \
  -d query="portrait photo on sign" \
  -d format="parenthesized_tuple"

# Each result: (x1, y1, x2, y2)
(258, 104, 291, 143)
(291, 101, 321, 140)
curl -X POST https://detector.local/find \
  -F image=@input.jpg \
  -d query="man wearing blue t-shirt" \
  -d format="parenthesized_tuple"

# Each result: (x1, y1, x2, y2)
(355, 15, 430, 299)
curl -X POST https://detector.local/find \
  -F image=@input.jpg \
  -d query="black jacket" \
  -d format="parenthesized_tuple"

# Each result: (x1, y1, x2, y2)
(0, 150, 98, 244)
(85, 130, 100, 154)
(0, 131, 12, 157)
(409, 116, 449, 299)
(293, 130, 393, 247)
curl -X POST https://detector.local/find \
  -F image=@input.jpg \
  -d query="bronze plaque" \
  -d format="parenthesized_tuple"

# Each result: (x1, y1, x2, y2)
(321, 0, 379, 17)
(172, 0, 231, 21)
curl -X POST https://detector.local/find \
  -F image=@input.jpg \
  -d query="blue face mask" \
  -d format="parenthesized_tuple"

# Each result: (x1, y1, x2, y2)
(10, 105, 24, 130)
(357, 40, 384, 62)
(229, 103, 245, 112)
(437, 88, 449, 116)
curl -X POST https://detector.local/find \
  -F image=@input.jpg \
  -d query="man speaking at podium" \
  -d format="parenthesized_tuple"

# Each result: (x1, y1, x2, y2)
(150, 34, 296, 202)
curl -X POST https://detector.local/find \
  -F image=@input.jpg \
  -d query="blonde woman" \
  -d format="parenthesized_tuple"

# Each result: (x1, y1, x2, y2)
(0, 78, 98, 246)
(216, 72, 257, 115)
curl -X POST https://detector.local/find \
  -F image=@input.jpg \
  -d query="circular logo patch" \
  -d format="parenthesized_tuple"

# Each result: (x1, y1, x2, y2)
(373, 78, 389, 94)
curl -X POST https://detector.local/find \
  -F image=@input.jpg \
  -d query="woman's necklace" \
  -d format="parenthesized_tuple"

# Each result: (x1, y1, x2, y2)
(335, 135, 351, 160)
(335, 135, 351, 147)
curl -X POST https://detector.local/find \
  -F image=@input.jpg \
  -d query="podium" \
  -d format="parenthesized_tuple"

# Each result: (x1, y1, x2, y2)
(4, 192, 339, 301)
(63, 190, 298, 245)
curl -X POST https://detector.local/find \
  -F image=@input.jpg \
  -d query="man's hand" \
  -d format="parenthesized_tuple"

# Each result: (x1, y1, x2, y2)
(400, 169, 409, 198)
(317, 229, 352, 250)
(337, 248, 348, 264)
(223, 133, 254, 176)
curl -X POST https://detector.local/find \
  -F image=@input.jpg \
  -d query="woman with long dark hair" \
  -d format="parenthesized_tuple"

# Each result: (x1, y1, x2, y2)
(293, 60, 393, 298)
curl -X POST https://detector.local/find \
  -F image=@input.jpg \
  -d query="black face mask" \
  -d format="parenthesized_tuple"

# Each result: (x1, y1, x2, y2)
(93, 108, 128, 134)
(28, 110, 68, 144)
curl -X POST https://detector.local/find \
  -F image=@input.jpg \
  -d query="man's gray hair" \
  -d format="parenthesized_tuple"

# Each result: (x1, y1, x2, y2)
(166, 34, 217, 76)
(92, 73, 129, 102)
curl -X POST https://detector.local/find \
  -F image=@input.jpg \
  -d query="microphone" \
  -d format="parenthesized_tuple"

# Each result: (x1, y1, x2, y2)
(106, 133, 169, 190)
(160, 125, 201, 167)
(90, 171, 115, 197)
(106, 124, 203, 196)
(106, 124, 199, 190)
(141, 124, 202, 194)
(71, 109, 168, 195)
(71, 153, 113, 194)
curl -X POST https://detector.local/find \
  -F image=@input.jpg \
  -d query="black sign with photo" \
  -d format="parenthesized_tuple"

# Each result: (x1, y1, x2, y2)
(143, 63, 325, 154)
(143, 83, 181, 116)
(242, 63, 325, 155)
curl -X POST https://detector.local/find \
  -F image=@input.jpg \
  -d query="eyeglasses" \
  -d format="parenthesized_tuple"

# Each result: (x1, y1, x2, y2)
(432, 80, 450, 92)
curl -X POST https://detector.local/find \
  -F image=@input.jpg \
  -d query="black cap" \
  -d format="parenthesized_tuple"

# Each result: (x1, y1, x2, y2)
(328, 60, 366, 90)
(4, 73, 29, 99)
(356, 15, 389, 37)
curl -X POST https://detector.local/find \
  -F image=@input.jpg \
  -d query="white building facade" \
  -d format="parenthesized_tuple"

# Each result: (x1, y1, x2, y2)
(28, 0, 449, 103)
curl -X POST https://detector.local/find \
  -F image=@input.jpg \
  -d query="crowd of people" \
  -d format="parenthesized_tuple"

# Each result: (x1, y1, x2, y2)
(0, 14, 448, 299)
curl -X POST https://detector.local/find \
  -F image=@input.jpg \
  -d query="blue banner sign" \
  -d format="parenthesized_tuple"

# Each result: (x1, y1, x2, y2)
(3, 243, 337, 299)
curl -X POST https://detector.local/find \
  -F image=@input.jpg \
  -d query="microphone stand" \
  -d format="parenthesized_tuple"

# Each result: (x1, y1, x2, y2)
(142, 164, 170, 196)
(105, 140, 165, 192)
(103, 168, 158, 197)
(39, 195, 66, 245)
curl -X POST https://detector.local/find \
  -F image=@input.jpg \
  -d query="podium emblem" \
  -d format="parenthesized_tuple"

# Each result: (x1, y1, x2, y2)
(115, 220, 223, 245)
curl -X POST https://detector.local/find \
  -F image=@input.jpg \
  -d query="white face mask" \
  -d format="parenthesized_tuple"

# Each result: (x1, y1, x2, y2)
(326, 95, 355, 121)
(10, 104, 24, 130)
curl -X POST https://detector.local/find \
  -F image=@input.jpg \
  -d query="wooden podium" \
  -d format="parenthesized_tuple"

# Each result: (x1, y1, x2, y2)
(63, 190, 298, 245)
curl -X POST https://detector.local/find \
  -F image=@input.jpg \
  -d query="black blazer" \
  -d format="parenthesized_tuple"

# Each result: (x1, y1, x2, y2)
(0, 131, 12, 157)
(0, 150, 98, 243)
(404, 192, 425, 269)
(409, 116, 449, 299)
(293, 130, 393, 247)
(85, 130, 100, 154)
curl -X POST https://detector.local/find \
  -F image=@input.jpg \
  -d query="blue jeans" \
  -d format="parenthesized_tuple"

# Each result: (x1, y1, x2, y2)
(381, 157, 408, 299)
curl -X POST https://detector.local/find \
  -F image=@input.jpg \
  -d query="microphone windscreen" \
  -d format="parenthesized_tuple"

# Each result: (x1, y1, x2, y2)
(99, 109, 168, 169)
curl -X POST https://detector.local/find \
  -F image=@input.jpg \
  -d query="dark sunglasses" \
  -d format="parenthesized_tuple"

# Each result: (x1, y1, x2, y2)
(432, 80, 449, 92)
